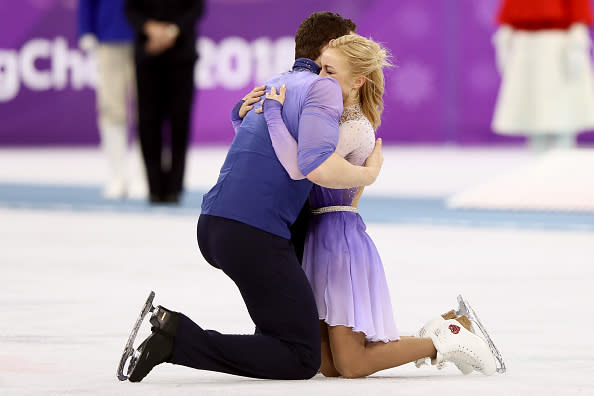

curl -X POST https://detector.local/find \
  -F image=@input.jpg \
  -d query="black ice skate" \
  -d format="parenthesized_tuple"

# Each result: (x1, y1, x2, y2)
(127, 329, 174, 382)
(455, 294, 506, 374)
(117, 291, 156, 381)
(117, 291, 181, 382)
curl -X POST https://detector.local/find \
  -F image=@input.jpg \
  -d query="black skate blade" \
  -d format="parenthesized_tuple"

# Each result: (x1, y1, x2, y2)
(117, 291, 155, 381)
(456, 294, 506, 374)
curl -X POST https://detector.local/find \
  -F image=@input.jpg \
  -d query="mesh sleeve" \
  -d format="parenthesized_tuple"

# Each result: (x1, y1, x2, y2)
(297, 78, 343, 176)
(263, 100, 305, 180)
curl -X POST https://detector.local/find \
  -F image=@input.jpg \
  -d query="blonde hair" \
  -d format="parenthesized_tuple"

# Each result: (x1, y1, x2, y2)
(329, 34, 391, 130)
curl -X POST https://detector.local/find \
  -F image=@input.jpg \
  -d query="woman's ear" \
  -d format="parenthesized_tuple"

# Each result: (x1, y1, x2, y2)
(354, 76, 365, 89)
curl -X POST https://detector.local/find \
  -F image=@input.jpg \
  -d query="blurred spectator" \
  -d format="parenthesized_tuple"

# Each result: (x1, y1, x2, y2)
(125, 0, 204, 204)
(78, 0, 148, 199)
(492, 0, 594, 151)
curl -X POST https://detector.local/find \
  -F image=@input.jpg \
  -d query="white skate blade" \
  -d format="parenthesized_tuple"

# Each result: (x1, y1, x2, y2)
(116, 291, 155, 381)
(456, 294, 506, 374)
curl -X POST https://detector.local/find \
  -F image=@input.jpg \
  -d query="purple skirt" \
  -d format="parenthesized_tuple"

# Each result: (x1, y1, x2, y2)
(302, 211, 399, 343)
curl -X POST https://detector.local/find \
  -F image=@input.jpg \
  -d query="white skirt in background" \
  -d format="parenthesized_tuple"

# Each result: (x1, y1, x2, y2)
(492, 30, 594, 135)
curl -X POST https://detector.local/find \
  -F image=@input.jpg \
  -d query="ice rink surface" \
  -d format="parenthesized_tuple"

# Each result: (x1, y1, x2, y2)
(1, 147, 593, 395)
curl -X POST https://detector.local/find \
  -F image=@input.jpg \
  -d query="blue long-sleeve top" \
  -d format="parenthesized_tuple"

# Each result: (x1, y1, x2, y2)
(78, 0, 134, 42)
(203, 59, 343, 239)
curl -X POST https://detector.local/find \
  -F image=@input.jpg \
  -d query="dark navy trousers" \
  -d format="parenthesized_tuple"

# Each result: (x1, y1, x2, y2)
(169, 214, 321, 379)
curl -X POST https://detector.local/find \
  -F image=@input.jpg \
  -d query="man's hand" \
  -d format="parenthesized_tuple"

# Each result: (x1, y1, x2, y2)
(144, 20, 179, 55)
(364, 138, 383, 183)
(239, 85, 266, 118)
(79, 34, 98, 51)
(351, 186, 365, 207)
(144, 20, 166, 38)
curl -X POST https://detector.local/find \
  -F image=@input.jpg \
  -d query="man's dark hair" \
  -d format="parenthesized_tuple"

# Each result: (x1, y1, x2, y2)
(294, 12, 357, 60)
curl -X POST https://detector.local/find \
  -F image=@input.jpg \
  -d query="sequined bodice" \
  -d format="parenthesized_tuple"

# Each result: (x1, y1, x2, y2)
(309, 104, 376, 209)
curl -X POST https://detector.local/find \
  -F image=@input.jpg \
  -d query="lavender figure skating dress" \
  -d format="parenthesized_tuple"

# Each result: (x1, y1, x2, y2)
(265, 102, 399, 343)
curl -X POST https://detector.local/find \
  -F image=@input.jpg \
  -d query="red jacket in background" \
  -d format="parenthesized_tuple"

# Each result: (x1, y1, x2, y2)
(497, 0, 593, 29)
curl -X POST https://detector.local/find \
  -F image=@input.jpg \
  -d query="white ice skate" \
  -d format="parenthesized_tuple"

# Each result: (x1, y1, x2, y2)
(414, 317, 474, 375)
(454, 294, 506, 374)
(415, 294, 505, 375)
(429, 318, 497, 375)
(116, 291, 156, 381)
(414, 317, 439, 368)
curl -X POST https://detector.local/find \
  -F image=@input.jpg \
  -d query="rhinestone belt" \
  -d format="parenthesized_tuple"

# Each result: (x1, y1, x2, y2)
(311, 205, 358, 215)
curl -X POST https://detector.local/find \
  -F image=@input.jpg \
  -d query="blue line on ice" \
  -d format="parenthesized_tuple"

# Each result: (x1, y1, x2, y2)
(1, 182, 593, 232)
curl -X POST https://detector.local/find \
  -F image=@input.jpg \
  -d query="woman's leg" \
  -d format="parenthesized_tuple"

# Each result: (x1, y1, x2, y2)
(328, 325, 436, 378)
(319, 321, 340, 377)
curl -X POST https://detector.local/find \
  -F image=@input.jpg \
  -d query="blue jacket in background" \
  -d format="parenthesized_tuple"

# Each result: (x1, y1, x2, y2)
(78, 0, 134, 42)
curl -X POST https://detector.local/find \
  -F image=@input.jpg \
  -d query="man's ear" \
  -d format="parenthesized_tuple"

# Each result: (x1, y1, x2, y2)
(315, 41, 332, 66)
